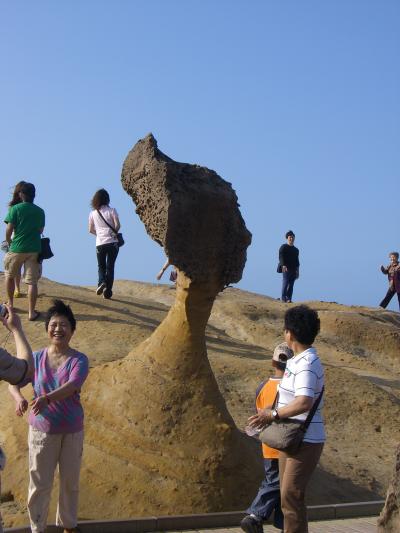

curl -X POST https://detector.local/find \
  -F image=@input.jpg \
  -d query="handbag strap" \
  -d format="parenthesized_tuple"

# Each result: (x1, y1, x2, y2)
(302, 386, 324, 431)
(96, 209, 118, 235)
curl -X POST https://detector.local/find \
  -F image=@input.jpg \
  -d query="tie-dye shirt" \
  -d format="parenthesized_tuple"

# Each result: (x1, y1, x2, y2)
(28, 348, 89, 434)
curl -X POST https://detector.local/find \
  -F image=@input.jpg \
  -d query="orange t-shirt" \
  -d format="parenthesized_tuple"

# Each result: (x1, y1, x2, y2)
(256, 377, 280, 459)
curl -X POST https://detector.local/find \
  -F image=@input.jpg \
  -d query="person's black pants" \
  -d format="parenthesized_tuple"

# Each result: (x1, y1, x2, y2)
(282, 271, 297, 302)
(96, 243, 119, 296)
(379, 288, 400, 311)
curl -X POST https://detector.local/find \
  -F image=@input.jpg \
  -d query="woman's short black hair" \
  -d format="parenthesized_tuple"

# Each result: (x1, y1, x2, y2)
(91, 189, 110, 210)
(286, 230, 295, 239)
(284, 305, 320, 346)
(45, 299, 76, 332)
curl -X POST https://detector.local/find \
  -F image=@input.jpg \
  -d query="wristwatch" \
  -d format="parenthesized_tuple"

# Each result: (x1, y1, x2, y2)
(271, 409, 280, 421)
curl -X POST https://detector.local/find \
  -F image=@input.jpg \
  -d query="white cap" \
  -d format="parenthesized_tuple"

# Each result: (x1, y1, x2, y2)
(272, 342, 294, 365)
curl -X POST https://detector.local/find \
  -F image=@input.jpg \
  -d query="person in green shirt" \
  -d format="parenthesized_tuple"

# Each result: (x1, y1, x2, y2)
(3, 182, 45, 320)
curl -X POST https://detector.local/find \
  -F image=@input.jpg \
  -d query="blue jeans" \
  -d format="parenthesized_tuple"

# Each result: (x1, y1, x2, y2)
(281, 271, 296, 302)
(247, 458, 283, 529)
(96, 243, 119, 292)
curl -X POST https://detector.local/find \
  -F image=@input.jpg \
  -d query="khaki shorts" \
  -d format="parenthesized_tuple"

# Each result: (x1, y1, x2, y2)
(3, 252, 42, 285)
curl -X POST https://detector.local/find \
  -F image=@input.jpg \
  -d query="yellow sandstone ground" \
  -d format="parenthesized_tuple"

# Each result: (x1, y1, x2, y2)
(0, 274, 399, 527)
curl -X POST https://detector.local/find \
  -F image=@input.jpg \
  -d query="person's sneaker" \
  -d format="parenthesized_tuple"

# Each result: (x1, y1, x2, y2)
(240, 515, 263, 533)
(103, 288, 112, 299)
(96, 282, 106, 295)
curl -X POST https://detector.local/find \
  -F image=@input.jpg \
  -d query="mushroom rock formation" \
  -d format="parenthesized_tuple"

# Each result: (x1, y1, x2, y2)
(378, 445, 400, 532)
(80, 134, 258, 517)
(121, 133, 251, 287)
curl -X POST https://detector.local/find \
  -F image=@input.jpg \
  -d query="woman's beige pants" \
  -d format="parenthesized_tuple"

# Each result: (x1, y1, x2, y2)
(28, 427, 84, 533)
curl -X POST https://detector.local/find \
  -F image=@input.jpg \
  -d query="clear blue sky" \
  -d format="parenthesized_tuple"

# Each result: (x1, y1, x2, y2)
(1, 1, 399, 309)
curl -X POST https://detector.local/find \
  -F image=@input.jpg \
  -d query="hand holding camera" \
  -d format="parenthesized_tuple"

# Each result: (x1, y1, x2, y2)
(0, 304, 22, 333)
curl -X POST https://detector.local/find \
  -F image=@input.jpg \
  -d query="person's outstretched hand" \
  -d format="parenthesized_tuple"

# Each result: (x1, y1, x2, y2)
(0, 304, 22, 332)
(15, 397, 29, 417)
(30, 396, 49, 415)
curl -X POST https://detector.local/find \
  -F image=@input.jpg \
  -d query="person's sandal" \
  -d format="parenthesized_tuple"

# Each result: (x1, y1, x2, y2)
(29, 310, 41, 321)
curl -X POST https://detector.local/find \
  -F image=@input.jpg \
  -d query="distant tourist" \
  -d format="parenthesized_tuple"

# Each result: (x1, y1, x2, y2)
(248, 305, 325, 533)
(89, 188, 121, 299)
(379, 252, 400, 311)
(241, 342, 294, 533)
(8, 299, 89, 533)
(156, 258, 177, 283)
(0, 305, 33, 533)
(278, 231, 300, 303)
(3, 182, 45, 320)
(4, 181, 27, 297)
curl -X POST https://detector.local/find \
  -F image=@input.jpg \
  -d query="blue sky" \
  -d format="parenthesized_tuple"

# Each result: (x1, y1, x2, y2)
(0, 1, 399, 309)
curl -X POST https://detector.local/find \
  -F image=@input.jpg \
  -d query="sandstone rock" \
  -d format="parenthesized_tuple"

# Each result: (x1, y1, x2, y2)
(378, 444, 400, 532)
(78, 134, 257, 516)
(121, 133, 251, 287)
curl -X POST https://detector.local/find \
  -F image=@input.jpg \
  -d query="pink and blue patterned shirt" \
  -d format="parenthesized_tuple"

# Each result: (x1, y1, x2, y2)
(28, 348, 89, 434)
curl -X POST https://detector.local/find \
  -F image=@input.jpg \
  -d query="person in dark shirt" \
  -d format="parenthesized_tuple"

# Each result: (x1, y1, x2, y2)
(278, 231, 300, 303)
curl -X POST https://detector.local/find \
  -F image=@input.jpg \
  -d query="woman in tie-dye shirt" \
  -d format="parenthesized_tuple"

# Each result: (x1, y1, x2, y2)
(9, 299, 89, 533)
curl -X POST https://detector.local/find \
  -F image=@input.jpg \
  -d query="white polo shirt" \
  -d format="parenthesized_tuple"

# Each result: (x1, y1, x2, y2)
(278, 347, 325, 443)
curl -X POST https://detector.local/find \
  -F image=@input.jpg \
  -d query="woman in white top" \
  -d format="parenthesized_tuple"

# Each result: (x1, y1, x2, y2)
(250, 305, 325, 533)
(88, 189, 121, 299)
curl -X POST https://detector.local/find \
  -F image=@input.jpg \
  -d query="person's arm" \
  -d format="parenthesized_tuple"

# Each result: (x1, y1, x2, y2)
(39, 212, 45, 234)
(279, 245, 288, 273)
(30, 355, 89, 415)
(8, 384, 29, 416)
(1, 305, 33, 376)
(156, 259, 170, 280)
(248, 396, 313, 427)
(30, 381, 80, 415)
(381, 265, 388, 274)
(88, 213, 96, 235)
(5, 223, 14, 245)
(112, 210, 121, 232)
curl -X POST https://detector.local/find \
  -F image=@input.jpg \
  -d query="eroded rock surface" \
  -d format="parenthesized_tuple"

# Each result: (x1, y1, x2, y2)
(121, 133, 251, 287)
(378, 445, 400, 532)
(77, 134, 257, 515)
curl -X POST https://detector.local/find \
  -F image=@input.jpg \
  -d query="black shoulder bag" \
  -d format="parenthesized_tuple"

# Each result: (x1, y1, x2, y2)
(38, 235, 54, 263)
(259, 387, 324, 454)
(96, 210, 124, 247)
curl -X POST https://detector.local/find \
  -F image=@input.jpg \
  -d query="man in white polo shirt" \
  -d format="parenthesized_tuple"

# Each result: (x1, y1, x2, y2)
(248, 305, 325, 533)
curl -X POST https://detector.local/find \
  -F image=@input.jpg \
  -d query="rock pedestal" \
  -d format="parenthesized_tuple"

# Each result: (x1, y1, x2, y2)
(80, 134, 258, 515)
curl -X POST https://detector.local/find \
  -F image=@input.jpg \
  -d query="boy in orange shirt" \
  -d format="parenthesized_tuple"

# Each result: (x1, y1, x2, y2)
(241, 342, 294, 533)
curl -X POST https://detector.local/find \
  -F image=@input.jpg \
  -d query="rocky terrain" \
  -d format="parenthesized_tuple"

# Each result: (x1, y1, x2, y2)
(1, 274, 399, 527)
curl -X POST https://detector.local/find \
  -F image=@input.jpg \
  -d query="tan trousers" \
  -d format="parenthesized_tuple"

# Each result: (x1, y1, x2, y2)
(28, 427, 84, 533)
(279, 442, 324, 533)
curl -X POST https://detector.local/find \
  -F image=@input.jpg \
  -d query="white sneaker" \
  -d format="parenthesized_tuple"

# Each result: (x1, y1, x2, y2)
(96, 282, 106, 295)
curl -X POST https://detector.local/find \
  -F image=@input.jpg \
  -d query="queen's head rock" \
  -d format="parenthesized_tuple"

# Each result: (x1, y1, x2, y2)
(121, 133, 251, 288)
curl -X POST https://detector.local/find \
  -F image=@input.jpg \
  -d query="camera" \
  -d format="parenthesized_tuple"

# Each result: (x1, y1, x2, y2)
(0, 304, 7, 318)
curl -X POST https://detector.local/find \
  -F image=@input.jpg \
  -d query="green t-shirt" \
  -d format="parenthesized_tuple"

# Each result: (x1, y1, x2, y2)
(5, 202, 45, 253)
